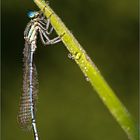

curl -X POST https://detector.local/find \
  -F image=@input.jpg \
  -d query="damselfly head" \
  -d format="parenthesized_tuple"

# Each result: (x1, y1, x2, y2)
(27, 11, 39, 19)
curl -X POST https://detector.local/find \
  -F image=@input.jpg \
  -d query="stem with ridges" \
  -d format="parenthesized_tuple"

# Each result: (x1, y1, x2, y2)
(33, 0, 138, 139)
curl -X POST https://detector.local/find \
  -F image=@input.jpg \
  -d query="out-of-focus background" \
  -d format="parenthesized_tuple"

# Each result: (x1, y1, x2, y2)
(2, 0, 138, 140)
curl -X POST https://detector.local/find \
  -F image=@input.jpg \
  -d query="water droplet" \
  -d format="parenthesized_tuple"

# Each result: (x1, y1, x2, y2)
(74, 52, 81, 60)
(84, 66, 88, 72)
(80, 60, 85, 68)
(85, 77, 90, 82)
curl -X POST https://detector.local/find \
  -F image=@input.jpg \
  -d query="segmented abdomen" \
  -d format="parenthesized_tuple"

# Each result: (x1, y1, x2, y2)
(17, 42, 38, 130)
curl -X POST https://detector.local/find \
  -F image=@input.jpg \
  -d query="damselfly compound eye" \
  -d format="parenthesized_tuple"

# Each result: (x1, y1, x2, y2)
(27, 11, 39, 18)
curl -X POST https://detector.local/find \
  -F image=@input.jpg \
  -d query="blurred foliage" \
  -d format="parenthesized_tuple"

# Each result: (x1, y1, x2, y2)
(2, 0, 138, 140)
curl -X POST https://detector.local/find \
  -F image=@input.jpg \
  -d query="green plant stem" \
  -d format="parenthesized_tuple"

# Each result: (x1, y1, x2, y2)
(33, 0, 138, 139)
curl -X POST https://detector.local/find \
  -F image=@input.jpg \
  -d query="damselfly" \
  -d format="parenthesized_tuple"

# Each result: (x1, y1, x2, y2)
(18, 10, 63, 140)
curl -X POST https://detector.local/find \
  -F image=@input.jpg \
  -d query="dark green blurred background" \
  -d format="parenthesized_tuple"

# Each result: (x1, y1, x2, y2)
(2, 0, 139, 140)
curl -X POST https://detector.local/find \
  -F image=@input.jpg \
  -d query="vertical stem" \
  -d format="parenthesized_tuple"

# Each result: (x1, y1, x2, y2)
(33, 0, 139, 139)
